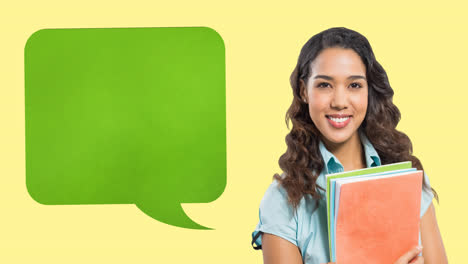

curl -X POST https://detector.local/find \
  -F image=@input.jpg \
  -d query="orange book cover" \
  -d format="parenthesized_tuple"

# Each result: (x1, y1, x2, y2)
(335, 171, 422, 264)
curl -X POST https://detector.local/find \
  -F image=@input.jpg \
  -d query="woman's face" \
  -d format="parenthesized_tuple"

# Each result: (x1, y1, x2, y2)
(302, 47, 368, 146)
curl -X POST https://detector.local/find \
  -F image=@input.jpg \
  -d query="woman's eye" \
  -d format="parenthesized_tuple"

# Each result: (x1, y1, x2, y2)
(350, 82, 362, 88)
(317, 82, 330, 88)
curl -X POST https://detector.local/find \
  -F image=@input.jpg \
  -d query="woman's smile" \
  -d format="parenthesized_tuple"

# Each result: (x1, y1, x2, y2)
(326, 114, 352, 128)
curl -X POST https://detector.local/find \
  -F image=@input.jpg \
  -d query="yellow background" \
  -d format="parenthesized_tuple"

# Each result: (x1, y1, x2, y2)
(1, 0, 465, 262)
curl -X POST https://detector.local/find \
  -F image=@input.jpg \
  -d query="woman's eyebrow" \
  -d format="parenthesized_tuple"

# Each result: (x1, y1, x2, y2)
(313, 75, 367, 81)
(348, 75, 367, 81)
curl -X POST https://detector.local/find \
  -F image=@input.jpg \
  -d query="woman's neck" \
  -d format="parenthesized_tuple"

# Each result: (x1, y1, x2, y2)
(321, 132, 366, 172)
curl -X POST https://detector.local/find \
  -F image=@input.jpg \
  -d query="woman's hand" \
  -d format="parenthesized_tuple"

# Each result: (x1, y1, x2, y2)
(394, 245, 424, 264)
(321, 245, 424, 264)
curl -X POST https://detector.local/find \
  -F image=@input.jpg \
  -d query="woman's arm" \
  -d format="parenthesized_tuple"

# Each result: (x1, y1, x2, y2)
(262, 233, 303, 264)
(420, 202, 448, 263)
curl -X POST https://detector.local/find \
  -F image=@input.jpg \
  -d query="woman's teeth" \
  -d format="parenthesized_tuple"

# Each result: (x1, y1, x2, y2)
(328, 116, 350, 123)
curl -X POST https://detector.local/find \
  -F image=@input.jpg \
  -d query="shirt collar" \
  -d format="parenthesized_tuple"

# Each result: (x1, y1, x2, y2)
(359, 131, 381, 168)
(318, 131, 381, 174)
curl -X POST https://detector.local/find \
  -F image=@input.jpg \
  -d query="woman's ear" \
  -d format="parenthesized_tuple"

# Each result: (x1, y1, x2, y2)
(299, 79, 308, 104)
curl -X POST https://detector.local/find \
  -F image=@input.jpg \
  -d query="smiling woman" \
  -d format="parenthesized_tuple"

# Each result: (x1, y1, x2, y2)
(251, 27, 448, 264)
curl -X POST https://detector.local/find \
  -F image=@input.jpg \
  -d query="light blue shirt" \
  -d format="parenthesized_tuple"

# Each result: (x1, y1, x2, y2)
(251, 132, 434, 264)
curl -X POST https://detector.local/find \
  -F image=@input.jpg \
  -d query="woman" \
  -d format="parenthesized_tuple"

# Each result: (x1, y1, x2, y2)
(251, 27, 447, 264)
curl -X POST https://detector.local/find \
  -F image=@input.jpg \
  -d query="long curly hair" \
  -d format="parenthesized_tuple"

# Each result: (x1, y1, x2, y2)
(274, 27, 439, 211)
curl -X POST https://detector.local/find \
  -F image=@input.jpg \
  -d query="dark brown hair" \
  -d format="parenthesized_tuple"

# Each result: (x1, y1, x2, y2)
(274, 27, 439, 210)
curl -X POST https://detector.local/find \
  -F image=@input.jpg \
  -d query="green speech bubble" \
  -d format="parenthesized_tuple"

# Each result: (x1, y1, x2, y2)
(25, 27, 226, 230)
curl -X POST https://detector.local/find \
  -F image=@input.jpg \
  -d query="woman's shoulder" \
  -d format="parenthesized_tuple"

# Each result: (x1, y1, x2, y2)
(260, 177, 292, 211)
(260, 175, 321, 217)
(420, 171, 435, 218)
(262, 173, 325, 205)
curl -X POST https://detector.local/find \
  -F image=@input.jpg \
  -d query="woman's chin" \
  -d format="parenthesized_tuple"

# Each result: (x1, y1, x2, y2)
(321, 131, 356, 146)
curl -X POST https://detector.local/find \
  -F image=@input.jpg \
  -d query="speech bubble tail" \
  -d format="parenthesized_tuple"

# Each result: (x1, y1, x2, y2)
(136, 202, 212, 230)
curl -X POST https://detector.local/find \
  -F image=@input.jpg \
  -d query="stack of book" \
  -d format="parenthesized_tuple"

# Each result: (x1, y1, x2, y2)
(326, 161, 422, 263)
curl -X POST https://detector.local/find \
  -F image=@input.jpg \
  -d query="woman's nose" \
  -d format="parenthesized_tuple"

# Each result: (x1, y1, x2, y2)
(331, 87, 348, 110)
